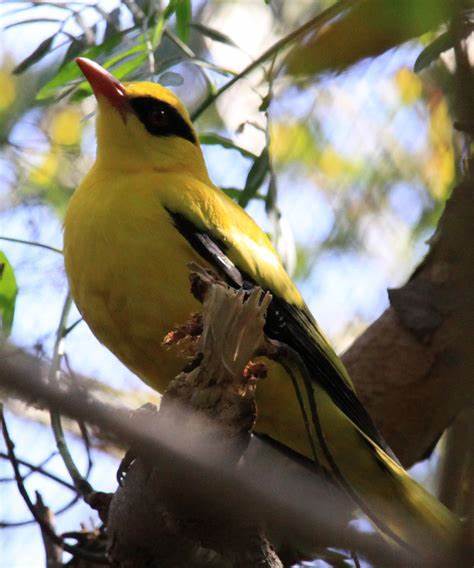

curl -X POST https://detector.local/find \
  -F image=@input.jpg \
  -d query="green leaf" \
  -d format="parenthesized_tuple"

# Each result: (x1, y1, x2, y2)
(222, 187, 265, 202)
(61, 36, 88, 68)
(108, 52, 147, 80)
(414, 27, 470, 73)
(199, 133, 257, 160)
(175, 0, 191, 43)
(165, 27, 195, 57)
(190, 22, 237, 47)
(152, 13, 166, 48)
(103, 7, 122, 42)
(0, 251, 18, 337)
(14, 34, 55, 75)
(36, 33, 124, 100)
(239, 148, 269, 207)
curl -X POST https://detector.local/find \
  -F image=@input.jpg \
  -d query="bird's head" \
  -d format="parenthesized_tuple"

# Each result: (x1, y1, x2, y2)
(76, 58, 209, 181)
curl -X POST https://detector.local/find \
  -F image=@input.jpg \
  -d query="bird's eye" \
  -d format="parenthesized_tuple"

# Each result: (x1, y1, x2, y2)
(128, 96, 197, 144)
(148, 107, 169, 129)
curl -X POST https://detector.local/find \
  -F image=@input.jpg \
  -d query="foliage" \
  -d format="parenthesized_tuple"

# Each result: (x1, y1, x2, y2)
(0, 251, 18, 337)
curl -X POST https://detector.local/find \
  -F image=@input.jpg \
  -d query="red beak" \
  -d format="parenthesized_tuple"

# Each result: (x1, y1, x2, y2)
(76, 58, 128, 116)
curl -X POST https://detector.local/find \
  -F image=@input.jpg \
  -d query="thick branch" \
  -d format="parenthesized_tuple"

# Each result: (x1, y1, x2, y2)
(344, 177, 474, 467)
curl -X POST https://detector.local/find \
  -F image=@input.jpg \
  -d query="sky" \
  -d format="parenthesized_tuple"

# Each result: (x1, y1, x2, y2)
(0, 1, 446, 566)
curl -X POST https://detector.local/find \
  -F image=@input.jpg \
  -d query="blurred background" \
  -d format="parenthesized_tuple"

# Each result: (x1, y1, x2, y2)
(0, 0, 463, 565)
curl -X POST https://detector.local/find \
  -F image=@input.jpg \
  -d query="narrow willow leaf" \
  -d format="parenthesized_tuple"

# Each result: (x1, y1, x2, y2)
(199, 133, 257, 159)
(175, 0, 191, 43)
(152, 13, 165, 48)
(0, 251, 18, 337)
(165, 28, 195, 57)
(239, 149, 269, 207)
(36, 33, 124, 100)
(190, 22, 237, 47)
(103, 7, 122, 42)
(414, 27, 470, 73)
(61, 36, 88, 68)
(110, 52, 147, 80)
(5, 18, 61, 30)
(286, 0, 452, 77)
(222, 187, 265, 202)
(14, 35, 55, 75)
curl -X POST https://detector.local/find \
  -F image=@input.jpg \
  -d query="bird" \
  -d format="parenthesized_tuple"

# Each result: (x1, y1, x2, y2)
(64, 57, 460, 556)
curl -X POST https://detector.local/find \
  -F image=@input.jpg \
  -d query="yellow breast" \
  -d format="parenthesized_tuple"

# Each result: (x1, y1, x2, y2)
(64, 167, 205, 391)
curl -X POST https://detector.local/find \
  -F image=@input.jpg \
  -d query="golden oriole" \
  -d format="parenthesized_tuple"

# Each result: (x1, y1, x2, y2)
(64, 58, 460, 554)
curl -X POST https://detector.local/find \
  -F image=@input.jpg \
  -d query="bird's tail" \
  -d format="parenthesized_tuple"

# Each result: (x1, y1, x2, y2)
(309, 384, 461, 558)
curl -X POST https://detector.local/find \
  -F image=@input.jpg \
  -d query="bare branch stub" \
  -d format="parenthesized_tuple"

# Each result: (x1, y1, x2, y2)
(107, 266, 282, 568)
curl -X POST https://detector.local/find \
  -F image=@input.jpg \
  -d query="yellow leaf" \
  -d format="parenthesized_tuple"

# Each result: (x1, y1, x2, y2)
(270, 122, 317, 167)
(30, 151, 59, 186)
(318, 148, 346, 178)
(0, 70, 16, 111)
(426, 146, 454, 200)
(49, 108, 82, 146)
(395, 67, 422, 104)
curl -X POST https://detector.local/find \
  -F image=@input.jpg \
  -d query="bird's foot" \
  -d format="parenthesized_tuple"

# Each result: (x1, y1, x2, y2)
(116, 403, 158, 486)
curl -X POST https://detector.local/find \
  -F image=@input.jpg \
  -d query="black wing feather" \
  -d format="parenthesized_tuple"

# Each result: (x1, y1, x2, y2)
(168, 209, 396, 460)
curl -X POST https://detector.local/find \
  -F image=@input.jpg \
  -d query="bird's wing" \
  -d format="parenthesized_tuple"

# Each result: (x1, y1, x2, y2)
(164, 193, 394, 459)
(163, 188, 461, 552)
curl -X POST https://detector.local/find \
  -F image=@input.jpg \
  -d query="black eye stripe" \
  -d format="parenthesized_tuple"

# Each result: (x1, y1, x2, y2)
(128, 96, 196, 145)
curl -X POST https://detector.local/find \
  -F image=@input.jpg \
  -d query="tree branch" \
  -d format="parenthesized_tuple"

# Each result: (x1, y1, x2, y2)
(344, 176, 474, 467)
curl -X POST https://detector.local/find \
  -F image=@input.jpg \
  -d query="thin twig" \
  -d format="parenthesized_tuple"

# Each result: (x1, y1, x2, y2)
(0, 235, 63, 254)
(0, 451, 74, 491)
(191, 0, 354, 120)
(49, 293, 93, 497)
(35, 491, 63, 567)
(0, 405, 107, 563)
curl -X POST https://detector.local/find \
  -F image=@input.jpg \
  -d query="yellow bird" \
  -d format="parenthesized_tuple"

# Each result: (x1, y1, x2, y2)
(64, 58, 459, 555)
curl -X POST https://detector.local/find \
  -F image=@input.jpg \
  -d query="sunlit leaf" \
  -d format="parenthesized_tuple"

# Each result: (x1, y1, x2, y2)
(110, 52, 147, 80)
(49, 108, 82, 145)
(165, 27, 195, 57)
(395, 67, 423, 104)
(175, 0, 191, 43)
(239, 149, 269, 207)
(36, 33, 125, 100)
(152, 13, 166, 48)
(0, 251, 18, 337)
(199, 133, 256, 159)
(29, 151, 59, 186)
(270, 122, 318, 167)
(14, 34, 55, 75)
(0, 70, 15, 111)
(286, 0, 452, 77)
(190, 22, 237, 47)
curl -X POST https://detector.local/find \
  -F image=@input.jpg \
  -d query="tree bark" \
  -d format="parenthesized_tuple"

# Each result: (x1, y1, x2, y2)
(344, 177, 474, 467)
